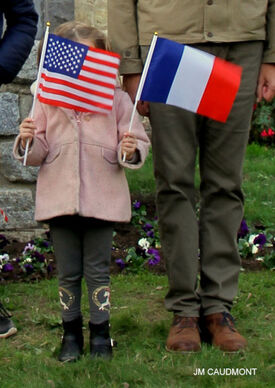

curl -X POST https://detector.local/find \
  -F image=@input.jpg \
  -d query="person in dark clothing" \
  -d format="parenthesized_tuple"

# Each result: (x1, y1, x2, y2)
(0, 0, 38, 84)
(0, 0, 38, 338)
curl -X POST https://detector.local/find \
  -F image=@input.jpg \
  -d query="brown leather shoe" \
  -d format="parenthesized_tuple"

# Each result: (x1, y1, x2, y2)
(166, 315, 201, 353)
(203, 312, 247, 352)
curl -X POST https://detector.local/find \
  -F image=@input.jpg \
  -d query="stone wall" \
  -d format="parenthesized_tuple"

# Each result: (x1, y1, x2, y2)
(0, 0, 74, 241)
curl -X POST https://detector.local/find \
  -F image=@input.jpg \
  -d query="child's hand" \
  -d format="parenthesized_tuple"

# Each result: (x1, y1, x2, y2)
(19, 118, 36, 149)
(121, 132, 137, 160)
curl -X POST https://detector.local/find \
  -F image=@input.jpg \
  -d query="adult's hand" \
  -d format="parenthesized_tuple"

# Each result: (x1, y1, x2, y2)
(256, 63, 275, 102)
(123, 74, 150, 116)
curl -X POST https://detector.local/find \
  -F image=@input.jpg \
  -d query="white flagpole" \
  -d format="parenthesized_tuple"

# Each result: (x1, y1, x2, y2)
(123, 33, 158, 162)
(23, 22, 51, 166)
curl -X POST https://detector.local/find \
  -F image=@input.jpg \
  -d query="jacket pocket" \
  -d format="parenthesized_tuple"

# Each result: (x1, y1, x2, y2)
(44, 146, 61, 164)
(102, 148, 118, 165)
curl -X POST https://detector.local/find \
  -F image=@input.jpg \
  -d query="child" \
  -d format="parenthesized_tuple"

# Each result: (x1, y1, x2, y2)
(13, 21, 150, 362)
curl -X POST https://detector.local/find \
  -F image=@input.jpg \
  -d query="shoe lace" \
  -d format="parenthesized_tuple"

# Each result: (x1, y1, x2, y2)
(221, 312, 236, 332)
(0, 302, 12, 319)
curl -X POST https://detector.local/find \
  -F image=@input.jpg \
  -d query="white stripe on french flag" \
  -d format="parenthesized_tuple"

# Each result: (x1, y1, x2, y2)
(140, 37, 242, 123)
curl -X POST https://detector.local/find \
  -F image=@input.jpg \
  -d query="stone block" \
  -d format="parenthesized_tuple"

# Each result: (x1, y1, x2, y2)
(0, 142, 39, 183)
(19, 93, 34, 121)
(0, 189, 37, 231)
(17, 41, 39, 82)
(0, 93, 20, 136)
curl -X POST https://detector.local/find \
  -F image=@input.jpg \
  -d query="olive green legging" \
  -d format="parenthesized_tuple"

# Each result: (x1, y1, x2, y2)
(50, 215, 114, 324)
(146, 41, 263, 317)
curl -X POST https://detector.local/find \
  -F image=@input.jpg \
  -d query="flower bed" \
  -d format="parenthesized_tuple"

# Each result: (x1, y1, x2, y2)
(0, 197, 274, 283)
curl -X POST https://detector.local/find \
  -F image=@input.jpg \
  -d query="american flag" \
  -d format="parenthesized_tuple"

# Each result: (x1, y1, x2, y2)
(37, 33, 120, 114)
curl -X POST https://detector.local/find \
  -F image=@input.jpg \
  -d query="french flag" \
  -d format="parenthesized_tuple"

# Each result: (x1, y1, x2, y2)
(140, 37, 242, 123)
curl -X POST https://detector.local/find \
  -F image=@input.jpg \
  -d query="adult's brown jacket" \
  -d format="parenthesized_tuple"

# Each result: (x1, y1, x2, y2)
(108, 0, 275, 74)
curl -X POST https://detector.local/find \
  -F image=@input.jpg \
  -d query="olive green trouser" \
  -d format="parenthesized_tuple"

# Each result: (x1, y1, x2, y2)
(146, 41, 263, 317)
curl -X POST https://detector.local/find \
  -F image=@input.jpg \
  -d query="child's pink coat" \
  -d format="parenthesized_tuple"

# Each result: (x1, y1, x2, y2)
(13, 87, 150, 222)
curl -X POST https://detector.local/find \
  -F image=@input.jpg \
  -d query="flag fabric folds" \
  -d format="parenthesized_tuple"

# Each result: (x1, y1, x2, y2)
(140, 37, 242, 123)
(37, 34, 120, 114)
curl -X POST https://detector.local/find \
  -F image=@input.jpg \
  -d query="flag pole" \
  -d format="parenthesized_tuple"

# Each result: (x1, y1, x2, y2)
(23, 22, 51, 166)
(123, 33, 158, 162)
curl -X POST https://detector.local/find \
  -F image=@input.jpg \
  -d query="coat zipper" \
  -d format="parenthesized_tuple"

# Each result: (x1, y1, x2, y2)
(75, 111, 81, 215)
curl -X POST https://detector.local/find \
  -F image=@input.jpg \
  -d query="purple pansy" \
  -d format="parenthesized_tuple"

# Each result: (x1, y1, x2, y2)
(32, 251, 45, 262)
(115, 259, 126, 269)
(143, 223, 153, 231)
(148, 256, 160, 266)
(146, 230, 155, 238)
(253, 233, 267, 246)
(147, 248, 160, 266)
(3, 263, 14, 272)
(133, 201, 141, 210)
(24, 263, 34, 273)
(238, 219, 249, 239)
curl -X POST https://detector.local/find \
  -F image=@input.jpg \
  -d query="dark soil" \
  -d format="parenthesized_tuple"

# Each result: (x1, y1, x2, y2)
(0, 194, 264, 284)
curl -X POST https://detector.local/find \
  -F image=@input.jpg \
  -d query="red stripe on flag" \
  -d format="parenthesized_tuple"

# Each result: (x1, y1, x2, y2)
(197, 57, 242, 123)
(78, 74, 115, 89)
(81, 65, 117, 79)
(88, 46, 121, 60)
(85, 55, 120, 69)
(41, 73, 114, 99)
(38, 86, 112, 110)
(38, 94, 111, 113)
(41, 72, 115, 90)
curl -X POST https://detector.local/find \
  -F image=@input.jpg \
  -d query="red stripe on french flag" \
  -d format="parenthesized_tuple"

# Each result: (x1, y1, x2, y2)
(197, 57, 242, 123)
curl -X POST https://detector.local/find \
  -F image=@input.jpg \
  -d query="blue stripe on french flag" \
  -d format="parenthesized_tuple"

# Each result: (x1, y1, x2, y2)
(140, 38, 184, 103)
(140, 37, 242, 123)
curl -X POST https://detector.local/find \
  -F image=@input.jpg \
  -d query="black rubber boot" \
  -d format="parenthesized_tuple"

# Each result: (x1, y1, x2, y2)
(58, 316, 84, 362)
(89, 321, 112, 360)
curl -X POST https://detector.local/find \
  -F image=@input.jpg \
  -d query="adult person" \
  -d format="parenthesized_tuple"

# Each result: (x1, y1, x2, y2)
(108, 1, 275, 352)
(0, 0, 38, 338)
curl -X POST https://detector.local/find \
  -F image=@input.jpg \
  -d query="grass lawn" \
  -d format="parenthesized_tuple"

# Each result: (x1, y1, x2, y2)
(0, 272, 274, 388)
(0, 143, 274, 387)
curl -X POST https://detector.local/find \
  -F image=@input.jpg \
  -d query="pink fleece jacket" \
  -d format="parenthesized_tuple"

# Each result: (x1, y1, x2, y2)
(13, 87, 150, 222)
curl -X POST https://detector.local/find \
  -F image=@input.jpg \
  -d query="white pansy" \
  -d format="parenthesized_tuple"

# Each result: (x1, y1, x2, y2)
(0, 253, 9, 262)
(23, 243, 35, 254)
(23, 257, 32, 264)
(251, 245, 258, 254)
(248, 234, 258, 245)
(256, 257, 264, 262)
(138, 238, 150, 251)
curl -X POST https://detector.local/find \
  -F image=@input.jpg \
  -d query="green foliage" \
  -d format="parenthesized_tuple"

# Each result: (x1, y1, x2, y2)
(126, 148, 156, 194)
(250, 98, 275, 146)
(242, 144, 275, 228)
(262, 250, 275, 269)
